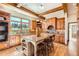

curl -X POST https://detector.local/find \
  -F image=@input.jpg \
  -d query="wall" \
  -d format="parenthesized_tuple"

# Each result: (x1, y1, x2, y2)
(65, 4, 77, 44)
(65, 3, 77, 56)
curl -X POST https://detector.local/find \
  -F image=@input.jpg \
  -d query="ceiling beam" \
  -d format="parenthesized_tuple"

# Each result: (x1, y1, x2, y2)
(39, 6, 64, 15)
(5, 3, 45, 20)
(62, 3, 68, 13)
(57, 17, 65, 20)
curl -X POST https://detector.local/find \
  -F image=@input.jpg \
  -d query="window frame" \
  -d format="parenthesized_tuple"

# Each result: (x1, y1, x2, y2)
(10, 16, 30, 35)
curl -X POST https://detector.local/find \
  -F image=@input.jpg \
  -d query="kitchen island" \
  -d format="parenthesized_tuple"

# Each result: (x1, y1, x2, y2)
(21, 33, 54, 56)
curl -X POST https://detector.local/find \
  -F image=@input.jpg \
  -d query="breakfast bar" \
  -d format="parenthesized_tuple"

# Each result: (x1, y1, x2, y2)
(21, 33, 54, 56)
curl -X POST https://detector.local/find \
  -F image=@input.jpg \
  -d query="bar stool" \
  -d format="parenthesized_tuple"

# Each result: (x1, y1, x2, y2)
(43, 38, 51, 56)
(49, 35, 55, 50)
(43, 35, 55, 55)
(43, 38, 49, 56)
(37, 42, 46, 56)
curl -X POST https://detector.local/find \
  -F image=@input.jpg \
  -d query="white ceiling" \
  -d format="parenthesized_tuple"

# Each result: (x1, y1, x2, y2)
(23, 3, 62, 14)
(0, 3, 65, 19)
(22, 3, 65, 19)
(43, 10, 65, 19)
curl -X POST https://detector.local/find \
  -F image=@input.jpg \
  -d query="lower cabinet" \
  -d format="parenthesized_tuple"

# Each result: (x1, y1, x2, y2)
(9, 35, 21, 46)
(54, 34, 65, 44)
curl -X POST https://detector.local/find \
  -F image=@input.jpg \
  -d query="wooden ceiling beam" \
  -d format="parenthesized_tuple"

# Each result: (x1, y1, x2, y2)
(57, 17, 65, 20)
(62, 3, 68, 13)
(5, 3, 45, 20)
(39, 6, 64, 15)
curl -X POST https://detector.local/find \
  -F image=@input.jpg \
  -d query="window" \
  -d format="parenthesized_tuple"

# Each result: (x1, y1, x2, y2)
(10, 16, 21, 35)
(22, 19, 29, 34)
(10, 17, 21, 22)
(22, 19, 29, 23)
(10, 16, 30, 35)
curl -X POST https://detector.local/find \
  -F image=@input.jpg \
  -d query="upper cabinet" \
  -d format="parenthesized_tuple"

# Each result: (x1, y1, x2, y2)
(47, 17, 65, 44)
(47, 17, 57, 29)
(30, 20, 37, 34)
(31, 20, 37, 31)
(56, 18, 65, 30)
(47, 17, 65, 30)
(42, 17, 65, 31)
(31, 20, 43, 34)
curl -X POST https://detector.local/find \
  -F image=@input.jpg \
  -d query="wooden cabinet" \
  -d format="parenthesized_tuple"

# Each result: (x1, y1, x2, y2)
(55, 34, 65, 44)
(47, 17, 65, 30)
(31, 20, 43, 34)
(55, 18, 65, 44)
(30, 20, 36, 34)
(29, 20, 36, 34)
(47, 17, 65, 44)
(56, 18, 65, 30)
(9, 35, 21, 46)
(47, 17, 57, 29)
(32, 20, 36, 31)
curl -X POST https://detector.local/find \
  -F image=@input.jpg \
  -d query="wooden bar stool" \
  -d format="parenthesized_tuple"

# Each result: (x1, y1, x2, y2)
(43, 38, 50, 56)
(49, 35, 55, 52)
(37, 42, 46, 56)
(43, 35, 55, 55)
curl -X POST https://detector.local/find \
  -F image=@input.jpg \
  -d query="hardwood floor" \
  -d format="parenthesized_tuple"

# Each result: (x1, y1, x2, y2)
(0, 42, 68, 56)
(0, 45, 22, 56)
(0, 43, 67, 56)
(49, 43, 68, 56)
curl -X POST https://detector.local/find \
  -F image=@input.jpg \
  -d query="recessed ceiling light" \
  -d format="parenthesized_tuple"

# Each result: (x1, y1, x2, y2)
(17, 3, 24, 8)
(40, 4, 44, 9)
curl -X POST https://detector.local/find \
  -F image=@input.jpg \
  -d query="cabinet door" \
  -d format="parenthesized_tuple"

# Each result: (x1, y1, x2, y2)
(9, 35, 20, 46)
(56, 18, 65, 44)
(57, 18, 65, 30)
(59, 35, 65, 44)
(47, 17, 57, 29)
(32, 20, 36, 31)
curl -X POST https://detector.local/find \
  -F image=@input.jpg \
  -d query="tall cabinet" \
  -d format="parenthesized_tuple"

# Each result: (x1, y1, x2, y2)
(55, 18, 65, 44)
